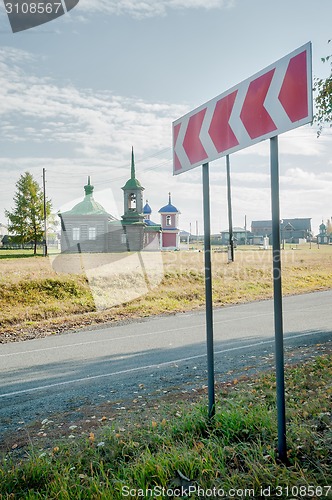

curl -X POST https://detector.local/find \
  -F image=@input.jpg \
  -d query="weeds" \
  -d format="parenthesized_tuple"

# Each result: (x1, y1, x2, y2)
(0, 277, 95, 326)
(0, 354, 331, 498)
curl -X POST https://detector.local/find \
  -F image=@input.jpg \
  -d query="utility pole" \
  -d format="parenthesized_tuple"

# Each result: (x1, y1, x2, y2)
(43, 167, 47, 257)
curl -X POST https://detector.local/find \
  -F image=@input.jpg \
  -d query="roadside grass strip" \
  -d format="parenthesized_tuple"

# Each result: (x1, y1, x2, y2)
(2, 246, 332, 341)
(0, 354, 331, 499)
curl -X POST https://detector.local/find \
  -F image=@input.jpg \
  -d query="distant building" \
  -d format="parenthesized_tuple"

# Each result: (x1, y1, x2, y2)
(251, 218, 312, 244)
(0, 223, 8, 246)
(142, 201, 162, 250)
(251, 220, 272, 240)
(58, 149, 180, 253)
(179, 230, 190, 243)
(59, 176, 112, 253)
(211, 233, 222, 245)
(158, 193, 180, 250)
(220, 227, 251, 246)
(317, 221, 331, 245)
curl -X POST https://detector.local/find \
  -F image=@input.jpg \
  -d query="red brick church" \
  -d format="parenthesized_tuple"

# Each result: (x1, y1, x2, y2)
(58, 149, 180, 253)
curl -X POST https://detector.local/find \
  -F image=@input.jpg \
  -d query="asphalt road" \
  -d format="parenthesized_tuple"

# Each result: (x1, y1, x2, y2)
(1, 290, 331, 436)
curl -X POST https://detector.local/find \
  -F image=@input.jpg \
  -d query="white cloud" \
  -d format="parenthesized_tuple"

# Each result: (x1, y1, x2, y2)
(0, 47, 183, 221)
(78, 0, 234, 18)
(0, 44, 330, 236)
(281, 167, 332, 192)
(278, 127, 328, 157)
(0, 47, 186, 161)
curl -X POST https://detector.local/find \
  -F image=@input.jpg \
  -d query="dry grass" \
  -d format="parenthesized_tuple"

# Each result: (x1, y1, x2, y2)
(0, 256, 57, 284)
(1, 244, 332, 341)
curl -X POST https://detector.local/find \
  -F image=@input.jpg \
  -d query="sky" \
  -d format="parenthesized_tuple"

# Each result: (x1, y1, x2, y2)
(0, 0, 331, 237)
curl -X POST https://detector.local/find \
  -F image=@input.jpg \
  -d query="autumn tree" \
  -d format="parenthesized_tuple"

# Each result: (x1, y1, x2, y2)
(314, 40, 332, 136)
(5, 172, 52, 255)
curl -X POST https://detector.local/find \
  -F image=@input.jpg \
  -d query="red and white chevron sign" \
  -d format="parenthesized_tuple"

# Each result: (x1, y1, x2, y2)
(173, 42, 312, 175)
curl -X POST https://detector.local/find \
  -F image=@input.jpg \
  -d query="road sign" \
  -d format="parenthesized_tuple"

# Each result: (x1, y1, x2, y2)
(3, 0, 79, 33)
(174, 43, 313, 462)
(173, 42, 312, 175)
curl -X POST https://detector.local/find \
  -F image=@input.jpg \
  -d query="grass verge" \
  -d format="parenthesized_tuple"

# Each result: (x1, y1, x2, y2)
(1, 353, 331, 499)
(1, 245, 332, 342)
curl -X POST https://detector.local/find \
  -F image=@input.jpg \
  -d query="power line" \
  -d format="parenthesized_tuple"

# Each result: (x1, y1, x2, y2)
(46, 146, 172, 177)
(45, 148, 174, 187)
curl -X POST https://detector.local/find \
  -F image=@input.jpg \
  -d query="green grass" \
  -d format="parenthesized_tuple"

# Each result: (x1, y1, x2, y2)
(1, 354, 331, 499)
(0, 251, 44, 259)
(0, 277, 95, 325)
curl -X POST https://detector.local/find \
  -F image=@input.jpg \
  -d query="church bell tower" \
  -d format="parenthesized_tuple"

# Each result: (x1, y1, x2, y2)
(121, 148, 145, 250)
(122, 147, 144, 223)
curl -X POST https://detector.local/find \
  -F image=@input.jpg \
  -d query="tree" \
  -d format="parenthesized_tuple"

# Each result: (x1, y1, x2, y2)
(314, 40, 332, 136)
(5, 172, 52, 255)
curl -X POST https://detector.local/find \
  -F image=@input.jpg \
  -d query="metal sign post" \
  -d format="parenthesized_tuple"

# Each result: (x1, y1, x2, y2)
(172, 43, 312, 439)
(202, 163, 215, 419)
(226, 155, 234, 262)
(270, 136, 287, 463)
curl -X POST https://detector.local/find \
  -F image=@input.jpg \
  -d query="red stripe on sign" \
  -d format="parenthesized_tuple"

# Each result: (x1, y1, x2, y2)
(183, 109, 208, 165)
(278, 50, 308, 122)
(173, 123, 182, 171)
(240, 69, 277, 139)
(208, 91, 239, 153)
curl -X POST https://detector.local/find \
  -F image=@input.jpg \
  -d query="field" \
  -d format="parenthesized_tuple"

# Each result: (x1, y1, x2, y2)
(1, 244, 332, 342)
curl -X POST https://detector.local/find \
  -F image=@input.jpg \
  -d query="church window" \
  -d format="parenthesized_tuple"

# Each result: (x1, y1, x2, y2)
(72, 227, 80, 241)
(121, 233, 127, 244)
(88, 227, 96, 240)
(128, 193, 136, 210)
(166, 215, 172, 226)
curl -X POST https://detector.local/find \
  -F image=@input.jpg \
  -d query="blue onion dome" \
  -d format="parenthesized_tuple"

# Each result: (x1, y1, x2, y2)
(158, 192, 180, 213)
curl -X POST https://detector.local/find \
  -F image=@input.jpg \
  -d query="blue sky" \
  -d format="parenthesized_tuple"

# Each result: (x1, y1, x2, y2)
(0, 0, 331, 235)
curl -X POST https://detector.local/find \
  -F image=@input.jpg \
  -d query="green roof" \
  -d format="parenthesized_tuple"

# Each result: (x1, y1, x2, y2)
(60, 177, 111, 217)
(122, 147, 144, 191)
(122, 178, 143, 190)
